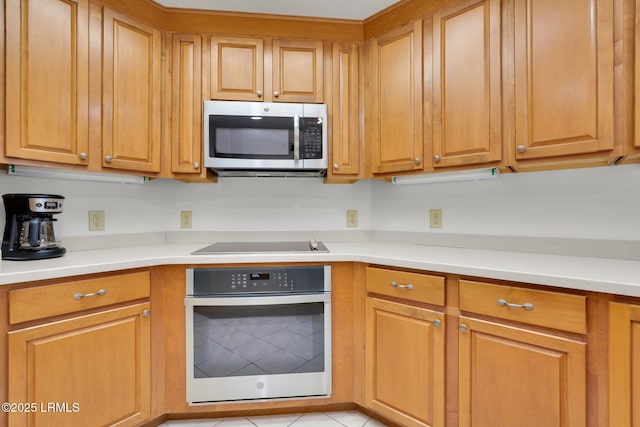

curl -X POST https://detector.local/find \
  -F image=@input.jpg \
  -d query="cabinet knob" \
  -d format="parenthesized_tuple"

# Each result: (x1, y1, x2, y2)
(104, 155, 113, 163)
(414, 157, 421, 165)
(273, 91, 280, 98)
(333, 163, 339, 170)
(256, 90, 263, 98)
(517, 145, 527, 153)
(193, 162, 199, 169)
(143, 308, 151, 317)
(459, 323, 468, 332)
(433, 155, 440, 163)
(79, 152, 88, 160)
(433, 319, 442, 328)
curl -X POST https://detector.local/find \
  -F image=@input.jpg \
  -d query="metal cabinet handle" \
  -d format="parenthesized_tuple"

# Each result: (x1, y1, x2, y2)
(433, 155, 440, 162)
(497, 298, 534, 311)
(73, 289, 107, 300)
(333, 163, 339, 170)
(256, 90, 263, 98)
(79, 152, 88, 160)
(104, 155, 113, 163)
(459, 323, 468, 332)
(517, 145, 527, 153)
(143, 308, 151, 317)
(273, 91, 280, 98)
(193, 162, 199, 169)
(414, 157, 421, 165)
(433, 319, 442, 327)
(390, 281, 414, 290)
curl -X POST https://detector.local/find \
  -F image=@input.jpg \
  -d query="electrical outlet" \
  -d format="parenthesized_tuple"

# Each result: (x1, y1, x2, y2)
(429, 209, 443, 229)
(88, 210, 105, 231)
(347, 210, 358, 228)
(180, 210, 193, 229)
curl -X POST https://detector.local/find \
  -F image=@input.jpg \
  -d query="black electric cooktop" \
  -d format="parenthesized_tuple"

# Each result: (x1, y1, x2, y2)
(191, 240, 329, 255)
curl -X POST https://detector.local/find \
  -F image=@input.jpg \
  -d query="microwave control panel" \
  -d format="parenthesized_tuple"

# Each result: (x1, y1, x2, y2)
(301, 117, 323, 159)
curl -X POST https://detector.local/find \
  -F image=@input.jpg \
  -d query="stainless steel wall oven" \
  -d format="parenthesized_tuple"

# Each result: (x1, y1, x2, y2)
(185, 265, 331, 403)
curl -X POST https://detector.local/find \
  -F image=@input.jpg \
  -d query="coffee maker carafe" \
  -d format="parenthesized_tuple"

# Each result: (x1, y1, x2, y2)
(2, 194, 66, 260)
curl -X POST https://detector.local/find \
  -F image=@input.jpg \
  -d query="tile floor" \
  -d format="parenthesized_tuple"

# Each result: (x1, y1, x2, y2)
(159, 410, 389, 426)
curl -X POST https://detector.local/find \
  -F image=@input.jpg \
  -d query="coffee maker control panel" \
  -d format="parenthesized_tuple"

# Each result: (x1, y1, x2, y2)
(28, 197, 64, 213)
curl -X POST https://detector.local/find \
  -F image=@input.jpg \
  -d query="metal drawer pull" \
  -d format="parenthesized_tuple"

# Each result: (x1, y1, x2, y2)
(390, 281, 414, 290)
(497, 298, 534, 311)
(73, 289, 107, 300)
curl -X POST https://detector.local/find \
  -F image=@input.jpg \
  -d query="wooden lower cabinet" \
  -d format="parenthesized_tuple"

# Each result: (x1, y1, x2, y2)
(7, 302, 151, 427)
(365, 297, 445, 427)
(458, 316, 586, 427)
(609, 301, 640, 427)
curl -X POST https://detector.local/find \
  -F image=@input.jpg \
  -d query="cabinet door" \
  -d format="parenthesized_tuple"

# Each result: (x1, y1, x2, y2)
(366, 297, 445, 427)
(210, 36, 264, 101)
(171, 34, 202, 174)
(370, 21, 423, 174)
(432, 0, 501, 168)
(330, 42, 360, 177)
(272, 39, 324, 103)
(513, 0, 613, 160)
(609, 301, 640, 427)
(459, 317, 586, 427)
(102, 8, 162, 173)
(7, 303, 151, 427)
(5, 0, 89, 165)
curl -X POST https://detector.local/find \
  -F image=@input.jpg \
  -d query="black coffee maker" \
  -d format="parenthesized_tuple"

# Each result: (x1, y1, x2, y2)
(2, 194, 66, 260)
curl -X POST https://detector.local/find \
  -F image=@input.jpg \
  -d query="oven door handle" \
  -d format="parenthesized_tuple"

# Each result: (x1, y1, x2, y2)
(184, 293, 330, 307)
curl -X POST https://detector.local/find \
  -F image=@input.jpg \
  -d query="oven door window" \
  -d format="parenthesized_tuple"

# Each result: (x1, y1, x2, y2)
(210, 116, 294, 159)
(193, 303, 325, 378)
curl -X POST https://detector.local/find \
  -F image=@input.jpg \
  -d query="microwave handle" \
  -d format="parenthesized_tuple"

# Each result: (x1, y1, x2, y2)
(293, 115, 300, 160)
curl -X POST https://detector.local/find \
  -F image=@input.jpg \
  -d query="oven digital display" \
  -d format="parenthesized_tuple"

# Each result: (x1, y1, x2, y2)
(250, 273, 270, 280)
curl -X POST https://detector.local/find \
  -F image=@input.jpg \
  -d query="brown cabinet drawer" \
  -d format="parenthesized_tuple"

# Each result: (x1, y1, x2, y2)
(366, 266, 445, 306)
(459, 280, 586, 334)
(9, 270, 151, 324)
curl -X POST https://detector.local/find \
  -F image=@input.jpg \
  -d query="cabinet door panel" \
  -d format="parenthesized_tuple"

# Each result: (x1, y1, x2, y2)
(371, 21, 423, 174)
(459, 317, 586, 427)
(172, 34, 202, 174)
(273, 39, 324, 103)
(609, 302, 640, 427)
(7, 303, 151, 427)
(366, 297, 444, 427)
(210, 36, 264, 101)
(514, 0, 613, 159)
(330, 42, 360, 177)
(433, 0, 501, 167)
(5, 0, 89, 165)
(102, 9, 161, 173)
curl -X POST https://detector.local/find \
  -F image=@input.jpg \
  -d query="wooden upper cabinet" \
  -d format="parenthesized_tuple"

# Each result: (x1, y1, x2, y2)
(432, 0, 502, 168)
(171, 34, 203, 174)
(272, 39, 324, 103)
(370, 21, 423, 175)
(210, 36, 264, 101)
(330, 42, 360, 178)
(210, 37, 323, 103)
(102, 8, 162, 173)
(5, 0, 89, 166)
(513, 0, 613, 161)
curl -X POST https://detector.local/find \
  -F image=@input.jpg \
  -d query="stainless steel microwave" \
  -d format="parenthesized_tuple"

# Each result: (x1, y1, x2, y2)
(203, 100, 328, 177)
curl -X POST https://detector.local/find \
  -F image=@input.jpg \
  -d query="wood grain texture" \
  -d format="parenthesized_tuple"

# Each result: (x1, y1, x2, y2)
(365, 266, 445, 306)
(273, 39, 324, 103)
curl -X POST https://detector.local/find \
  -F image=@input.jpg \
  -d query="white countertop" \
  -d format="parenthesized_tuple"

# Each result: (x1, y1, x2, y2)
(1, 241, 639, 297)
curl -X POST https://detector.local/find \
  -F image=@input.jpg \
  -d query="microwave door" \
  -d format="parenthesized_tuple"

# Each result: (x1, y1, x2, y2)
(208, 115, 304, 170)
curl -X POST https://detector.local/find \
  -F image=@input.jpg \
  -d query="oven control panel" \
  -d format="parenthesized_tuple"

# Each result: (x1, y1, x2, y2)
(189, 265, 329, 296)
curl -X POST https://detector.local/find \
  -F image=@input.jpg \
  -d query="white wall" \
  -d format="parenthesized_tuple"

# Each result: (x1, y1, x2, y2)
(1, 164, 638, 241)
(0, 174, 372, 237)
(372, 164, 640, 240)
